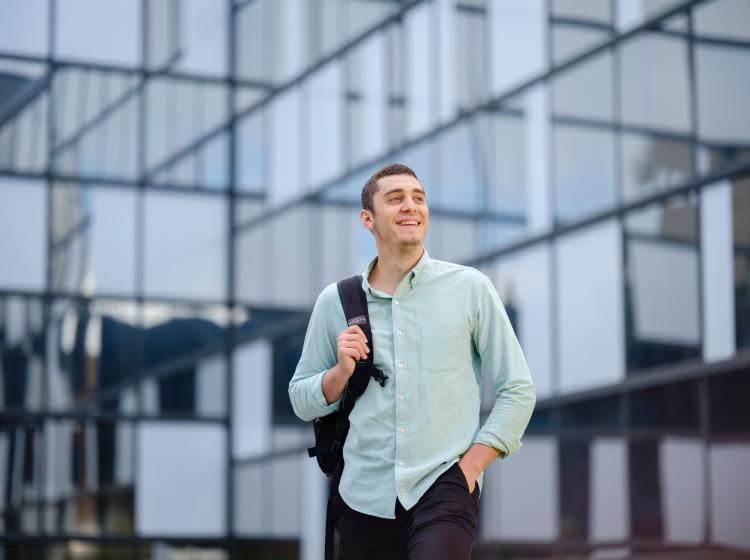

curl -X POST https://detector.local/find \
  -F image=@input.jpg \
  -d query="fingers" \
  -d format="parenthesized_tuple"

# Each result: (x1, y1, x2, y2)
(337, 326, 369, 361)
(338, 339, 368, 361)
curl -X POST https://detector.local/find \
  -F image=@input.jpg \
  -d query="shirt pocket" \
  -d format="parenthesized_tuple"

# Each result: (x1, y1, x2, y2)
(418, 307, 470, 372)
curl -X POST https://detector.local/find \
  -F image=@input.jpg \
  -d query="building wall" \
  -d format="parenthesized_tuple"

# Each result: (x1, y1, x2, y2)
(0, 0, 749, 558)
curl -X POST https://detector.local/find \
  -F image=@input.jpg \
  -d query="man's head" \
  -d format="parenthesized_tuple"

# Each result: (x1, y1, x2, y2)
(360, 163, 429, 254)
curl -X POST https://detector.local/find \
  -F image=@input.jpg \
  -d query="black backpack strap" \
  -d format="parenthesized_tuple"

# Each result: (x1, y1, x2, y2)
(322, 275, 388, 560)
(337, 275, 387, 390)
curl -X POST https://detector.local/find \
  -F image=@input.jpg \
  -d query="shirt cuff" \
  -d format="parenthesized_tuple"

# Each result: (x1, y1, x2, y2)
(474, 429, 521, 459)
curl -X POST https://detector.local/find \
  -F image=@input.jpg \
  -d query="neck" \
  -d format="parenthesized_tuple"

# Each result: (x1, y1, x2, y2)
(368, 243, 424, 294)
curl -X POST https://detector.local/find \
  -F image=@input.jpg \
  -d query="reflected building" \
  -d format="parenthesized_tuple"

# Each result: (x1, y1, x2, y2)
(1, 0, 749, 559)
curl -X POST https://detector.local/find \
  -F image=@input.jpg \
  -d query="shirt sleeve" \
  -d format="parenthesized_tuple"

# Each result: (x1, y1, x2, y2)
(471, 273, 536, 458)
(288, 283, 345, 422)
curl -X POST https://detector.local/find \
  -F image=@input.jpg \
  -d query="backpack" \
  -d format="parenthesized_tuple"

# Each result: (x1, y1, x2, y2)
(306, 274, 388, 560)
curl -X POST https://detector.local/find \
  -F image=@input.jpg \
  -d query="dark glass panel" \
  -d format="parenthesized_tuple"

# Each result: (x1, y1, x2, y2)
(559, 439, 589, 539)
(629, 439, 663, 539)
(629, 380, 701, 432)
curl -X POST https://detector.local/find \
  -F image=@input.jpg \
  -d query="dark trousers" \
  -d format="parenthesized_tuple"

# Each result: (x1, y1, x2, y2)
(334, 463, 480, 560)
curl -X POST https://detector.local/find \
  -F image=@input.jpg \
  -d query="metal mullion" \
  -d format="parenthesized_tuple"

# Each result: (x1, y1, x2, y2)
(687, 6, 712, 548)
(226, 0, 238, 542)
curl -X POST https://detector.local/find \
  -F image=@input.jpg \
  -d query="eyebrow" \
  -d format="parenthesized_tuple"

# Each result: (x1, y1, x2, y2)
(383, 188, 426, 196)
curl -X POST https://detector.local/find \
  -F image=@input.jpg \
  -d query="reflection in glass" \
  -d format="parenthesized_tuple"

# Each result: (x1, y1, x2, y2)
(55, 0, 140, 67)
(554, 124, 616, 224)
(556, 219, 625, 393)
(143, 191, 227, 301)
(629, 380, 700, 431)
(47, 299, 139, 412)
(141, 302, 227, 371)
(552, 24, 610, 66)
(145, 78, 228, 176)
(51, 183, 137, 296)
(733, 177, 750, 349)
(0, 177, 47, 292)
(0, 422, 42, 535)
(695, 40, 750, 174)
(0, 297, 44, 412)
(624, 194, 701, 371)
(620, 132, 693, 203)
(552, 50, 613, 121)
(629, 439, 663, 539)
(0, 60, 49, 174)
(619, 29, 690, 134)
(559, 439, 589, 539)
(52, 68, 139, 181)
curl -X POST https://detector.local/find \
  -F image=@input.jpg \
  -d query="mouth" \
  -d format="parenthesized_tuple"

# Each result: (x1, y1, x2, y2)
(396, 219, 421, 229)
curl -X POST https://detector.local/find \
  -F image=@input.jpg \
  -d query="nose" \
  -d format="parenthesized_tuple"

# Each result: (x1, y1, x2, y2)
(401, 195, 417, 211)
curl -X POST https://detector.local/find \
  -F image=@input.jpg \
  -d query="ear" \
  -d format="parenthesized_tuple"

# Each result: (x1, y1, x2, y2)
(360, 209, 374, 231)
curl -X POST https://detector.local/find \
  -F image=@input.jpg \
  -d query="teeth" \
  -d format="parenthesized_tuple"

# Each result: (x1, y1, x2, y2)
(399, 221, 418, 226)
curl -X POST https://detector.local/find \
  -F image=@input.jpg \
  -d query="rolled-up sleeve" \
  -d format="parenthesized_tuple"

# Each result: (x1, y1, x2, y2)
(288, 283, 345, 422)
(472, 274, 536, 457)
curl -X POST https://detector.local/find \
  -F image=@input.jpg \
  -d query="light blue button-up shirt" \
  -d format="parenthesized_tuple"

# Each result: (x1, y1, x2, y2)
(289, 250, 536, 519)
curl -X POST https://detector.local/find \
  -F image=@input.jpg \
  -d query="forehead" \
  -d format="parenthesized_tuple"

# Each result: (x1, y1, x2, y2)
(375, 174, 424, 194)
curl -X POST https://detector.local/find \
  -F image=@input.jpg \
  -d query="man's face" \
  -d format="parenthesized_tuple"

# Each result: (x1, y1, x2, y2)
(362, 174, 430, 251)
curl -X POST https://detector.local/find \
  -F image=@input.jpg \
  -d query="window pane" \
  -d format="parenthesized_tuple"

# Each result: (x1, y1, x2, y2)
(171, 0, 228, 77)
(488, 0, 547, 95)
(556, 219, 625, 393)
(141, 302, 228, 372)
(624, 194, 701, 371)
(52, 68, 139, 181)
(307, 61, 343, 187)
(554, 124, 617, 224)
(0, 1, 49, 56)
(552, 0, 611, 23)
(143, 191, 227, 301)
(43, 419, 135, 536)
(484, 245, 553, 399)
(629, 380, 701, 431)
(620, 131, 693, 203)
(0, 60, 49, 174)
(136, 422, 226, 536)
(0, 177, 46, 292)
(619, 29, 691, 134)
(236, 111, 267, 193)
(144, 78, 228, 177)
(56, 0, 141, 67)
(346, 33, 387, 167)
(695, 42, 750, 174)
(552, 50, 613, 121)
(552, 24, 610, 65)
(404, 2, 434, 139)
(51, 184, 137, 296)
(140, 354, 226, 419)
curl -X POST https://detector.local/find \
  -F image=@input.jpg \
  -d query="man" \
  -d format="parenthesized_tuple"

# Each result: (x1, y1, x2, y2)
(288, 163, 536, 559)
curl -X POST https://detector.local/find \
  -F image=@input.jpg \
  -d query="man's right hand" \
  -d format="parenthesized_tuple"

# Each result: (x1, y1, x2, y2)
(336, 325, 369, 377)
(322, 325, 369, 404)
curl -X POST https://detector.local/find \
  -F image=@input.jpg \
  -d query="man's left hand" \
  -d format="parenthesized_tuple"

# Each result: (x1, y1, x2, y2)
(458, 443, 504, 494)
(457, 459, 480, 493)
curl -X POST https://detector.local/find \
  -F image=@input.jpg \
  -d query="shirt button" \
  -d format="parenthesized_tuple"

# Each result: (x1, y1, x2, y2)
(399, 362, 404, 368)
(399, 394, 404, 400)
(398, 461, 404, 467)
(394, 299, 400, 305)
(399, 427, 405, 434)
(397, 329, 402, 336)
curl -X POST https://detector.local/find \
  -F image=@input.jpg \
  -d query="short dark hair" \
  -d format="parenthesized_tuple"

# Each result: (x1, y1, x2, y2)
(361, 163, 419, 214)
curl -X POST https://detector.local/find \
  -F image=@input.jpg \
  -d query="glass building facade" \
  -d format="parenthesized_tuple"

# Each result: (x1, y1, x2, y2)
(0, 0, 749, 558)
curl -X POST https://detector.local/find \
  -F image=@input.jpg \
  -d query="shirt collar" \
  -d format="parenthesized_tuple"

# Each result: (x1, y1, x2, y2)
(361, 248, 432, 295)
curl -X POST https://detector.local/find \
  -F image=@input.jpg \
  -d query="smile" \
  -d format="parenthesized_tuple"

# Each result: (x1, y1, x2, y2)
(397, 220, 420, 227)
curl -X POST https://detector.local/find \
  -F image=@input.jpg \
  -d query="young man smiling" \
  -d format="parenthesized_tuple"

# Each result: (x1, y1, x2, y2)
(289, 163, 536, 559)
